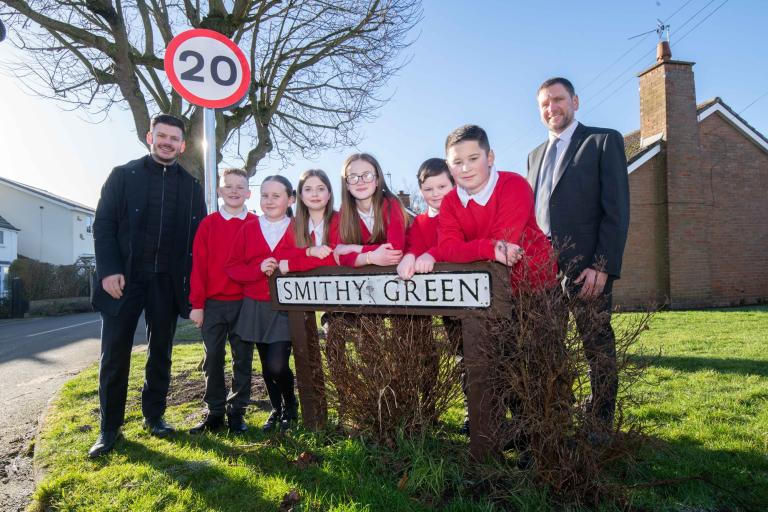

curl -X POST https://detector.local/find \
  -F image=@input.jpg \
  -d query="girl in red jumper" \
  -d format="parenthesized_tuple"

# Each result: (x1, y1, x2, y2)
(333, 153, 407, 267)
(225, 175, 299, 432)
(278, 169, 339, 274)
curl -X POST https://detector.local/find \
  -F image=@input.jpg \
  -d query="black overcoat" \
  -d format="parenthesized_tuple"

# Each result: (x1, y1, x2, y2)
(91, 155, 207, 317)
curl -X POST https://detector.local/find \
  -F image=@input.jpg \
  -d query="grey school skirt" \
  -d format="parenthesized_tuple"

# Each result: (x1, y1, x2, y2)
(234, 297, 291, 344)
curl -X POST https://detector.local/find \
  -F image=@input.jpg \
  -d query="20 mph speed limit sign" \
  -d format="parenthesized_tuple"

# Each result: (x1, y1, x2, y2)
(164, 29, 251, 109)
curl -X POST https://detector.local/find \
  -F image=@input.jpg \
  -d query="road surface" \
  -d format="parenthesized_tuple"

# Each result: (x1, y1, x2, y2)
(0, 312, 145, 511)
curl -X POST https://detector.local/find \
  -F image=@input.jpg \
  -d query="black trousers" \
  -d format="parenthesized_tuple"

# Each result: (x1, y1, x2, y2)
(201, 299, 253, 416)
(98, 272, 178, 431)
(568, 277, 618, 427)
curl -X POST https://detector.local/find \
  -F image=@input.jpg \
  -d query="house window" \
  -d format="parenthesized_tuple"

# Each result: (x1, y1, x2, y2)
(0, 231, 4, 245)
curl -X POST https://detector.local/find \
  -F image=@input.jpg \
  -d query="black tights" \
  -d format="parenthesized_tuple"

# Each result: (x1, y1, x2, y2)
(255, 341, 296, 412)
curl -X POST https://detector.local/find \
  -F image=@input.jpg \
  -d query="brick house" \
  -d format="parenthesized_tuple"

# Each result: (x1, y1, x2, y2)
(613, 42, 768, 309)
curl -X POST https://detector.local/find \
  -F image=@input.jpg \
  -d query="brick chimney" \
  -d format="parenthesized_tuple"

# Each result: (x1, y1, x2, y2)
(397, 190, 411, 209)
(637, 41, 713, 307)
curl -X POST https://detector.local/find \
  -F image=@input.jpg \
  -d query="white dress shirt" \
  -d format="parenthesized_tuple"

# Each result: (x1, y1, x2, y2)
(219, 206, 249, 221)
(456, 166, 500, 207)
(358, 207, 375, 233)
(427, 206, 439, 218)
(309, 218, 325, 246)
(544, 120, 580, 191)
(259, 216, 291, 251)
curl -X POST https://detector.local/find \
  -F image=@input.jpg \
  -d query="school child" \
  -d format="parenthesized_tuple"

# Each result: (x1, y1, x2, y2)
(333, 153, 408, 267)
(278, 169, 339, 274)
(396, 158, 454, 279)
(327, 153, 408, 425)
(188, 168, 256, 434)
(395, 158, 467, 432)
(225, 175, 300, 432)
(438, 124, 558, 461)
(438, 124, 556, 288)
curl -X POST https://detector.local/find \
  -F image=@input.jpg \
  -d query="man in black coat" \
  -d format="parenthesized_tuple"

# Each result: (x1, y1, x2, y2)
(527, 77, 630, 439)
(89, 114, 207, 457)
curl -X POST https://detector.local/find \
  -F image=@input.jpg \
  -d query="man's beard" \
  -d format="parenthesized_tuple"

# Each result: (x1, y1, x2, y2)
(151, 147, 178, 164)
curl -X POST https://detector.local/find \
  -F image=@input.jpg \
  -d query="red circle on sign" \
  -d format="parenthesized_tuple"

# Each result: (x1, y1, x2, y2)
(164, 29, 251, 109)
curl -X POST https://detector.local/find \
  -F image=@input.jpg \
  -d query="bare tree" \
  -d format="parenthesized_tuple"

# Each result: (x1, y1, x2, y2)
(0, 0, 421, 181)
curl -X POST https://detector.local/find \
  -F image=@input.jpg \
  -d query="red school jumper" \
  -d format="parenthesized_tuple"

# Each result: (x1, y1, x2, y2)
(438, 171, 557, 289)
(405, 212, 441, 260)
(336, 196, 407, 267)
(225, 217, 299, 301)
(190, 211, 257, 309)
(286, 212, 341, 272)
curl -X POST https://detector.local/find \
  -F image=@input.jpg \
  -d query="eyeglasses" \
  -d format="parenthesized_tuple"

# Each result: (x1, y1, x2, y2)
(344, 171, 377, 185)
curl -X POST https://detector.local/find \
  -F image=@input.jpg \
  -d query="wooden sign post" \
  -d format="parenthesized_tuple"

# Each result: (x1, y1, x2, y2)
(270, 262, 511, 460)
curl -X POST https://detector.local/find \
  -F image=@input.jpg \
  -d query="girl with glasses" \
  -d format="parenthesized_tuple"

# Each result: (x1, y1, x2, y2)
(334, 153, 408, 267)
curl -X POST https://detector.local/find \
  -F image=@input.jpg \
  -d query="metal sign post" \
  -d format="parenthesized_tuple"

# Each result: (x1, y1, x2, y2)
(164, 28, 252, 213)
(203, 107, 217, 212)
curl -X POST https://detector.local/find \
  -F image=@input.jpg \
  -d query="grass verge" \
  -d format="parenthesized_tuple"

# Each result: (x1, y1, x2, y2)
(30, 307, 768, 511)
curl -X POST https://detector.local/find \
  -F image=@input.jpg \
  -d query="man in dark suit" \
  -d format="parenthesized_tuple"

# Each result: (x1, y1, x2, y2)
(89, 114, 207, 457)
(527, 77, 630, 437)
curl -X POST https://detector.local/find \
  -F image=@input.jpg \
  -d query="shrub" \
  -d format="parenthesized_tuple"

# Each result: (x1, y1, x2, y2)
(9, 257, 92, 300)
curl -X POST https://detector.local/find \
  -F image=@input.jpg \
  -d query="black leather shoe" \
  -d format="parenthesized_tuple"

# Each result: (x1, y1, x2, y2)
(262, 409, 282, 432)
(143, 417, 175, 437)
(189, 413, 225, 434)
(459, 418, 470, 437)
(280, 400, 299, 431)
(227, 413, 249, 434)
(88, 429, 121, 458)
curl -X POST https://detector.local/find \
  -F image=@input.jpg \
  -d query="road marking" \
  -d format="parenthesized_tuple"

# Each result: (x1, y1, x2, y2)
(26, 320, 101, 337)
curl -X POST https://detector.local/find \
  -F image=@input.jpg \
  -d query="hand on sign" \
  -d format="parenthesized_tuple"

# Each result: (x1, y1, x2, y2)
(308, 245, 332, 259)
(397, 253, 416, 280)
(334, 244, 363, 256)
(369, 243, 402, 266)
(494, 241, 523, 267)
(261, 257, 278, 276)
(278, 260, 290, 275)
(414, 253, 436, 274)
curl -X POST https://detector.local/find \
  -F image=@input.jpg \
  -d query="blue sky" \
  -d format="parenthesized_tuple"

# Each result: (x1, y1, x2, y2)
(0, 0, 765, 211)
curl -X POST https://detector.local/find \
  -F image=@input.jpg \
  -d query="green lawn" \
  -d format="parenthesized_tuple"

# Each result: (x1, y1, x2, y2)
(30, 307, 768, 511)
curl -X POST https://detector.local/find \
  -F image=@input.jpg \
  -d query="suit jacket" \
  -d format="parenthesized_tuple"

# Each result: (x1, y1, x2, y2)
(91, 155, 207, 317)
(527, 122, 629, 279)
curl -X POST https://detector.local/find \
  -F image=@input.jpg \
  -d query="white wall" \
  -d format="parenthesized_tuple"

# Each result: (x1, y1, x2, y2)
(0, 185, 93, 265)
(71, 212, 95, 261)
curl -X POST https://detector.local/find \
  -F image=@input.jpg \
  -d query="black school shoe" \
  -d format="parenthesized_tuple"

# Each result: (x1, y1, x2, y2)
(227, 412, 249, 433)
(280, 400, 299, 431)
(189, 413, 225, 434)
(262, 409, 282, 432)
(143, 416, 175, 437)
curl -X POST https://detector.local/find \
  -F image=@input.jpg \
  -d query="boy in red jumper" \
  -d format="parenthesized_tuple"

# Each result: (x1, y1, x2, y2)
(439, 125, 558, 456)
(397, 158, 454, 280)
(188, 168, 256, 434)
(439, 125, 556, 289)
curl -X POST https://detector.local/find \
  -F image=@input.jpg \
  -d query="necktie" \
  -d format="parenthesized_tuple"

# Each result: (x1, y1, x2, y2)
(535, 137, 559, 236)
